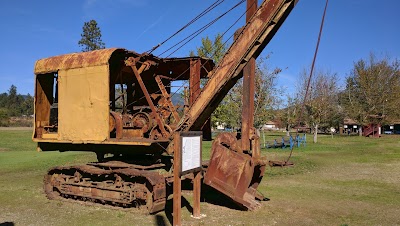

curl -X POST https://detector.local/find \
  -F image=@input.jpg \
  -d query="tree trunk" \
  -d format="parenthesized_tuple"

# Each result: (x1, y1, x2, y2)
(286, 125, 290, 137)
(313, 124, 318, 143)
(359, 126, 363, 137)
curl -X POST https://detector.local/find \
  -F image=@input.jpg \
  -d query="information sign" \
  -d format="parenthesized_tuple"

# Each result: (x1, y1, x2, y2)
(180, 132, 202, 174)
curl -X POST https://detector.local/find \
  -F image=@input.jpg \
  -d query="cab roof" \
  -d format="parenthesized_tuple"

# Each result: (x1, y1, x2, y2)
(34, 48, 214, 79)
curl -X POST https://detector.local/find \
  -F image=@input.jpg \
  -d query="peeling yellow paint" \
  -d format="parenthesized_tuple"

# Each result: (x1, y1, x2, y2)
(58, 65, 109, 141)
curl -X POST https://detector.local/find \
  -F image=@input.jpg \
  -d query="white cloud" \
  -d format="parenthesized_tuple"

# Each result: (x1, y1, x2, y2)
(135, 12, 169, 41)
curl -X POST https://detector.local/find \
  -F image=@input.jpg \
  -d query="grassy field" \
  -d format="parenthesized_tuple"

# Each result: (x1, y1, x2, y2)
(0, 129, 399, 226)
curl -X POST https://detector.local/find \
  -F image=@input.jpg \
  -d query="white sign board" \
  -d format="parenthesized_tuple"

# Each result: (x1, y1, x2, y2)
(344, 125, 348, 128)
(353, 125, 357, 128)
(181, 132, 202, 174)
(390, 126, 394, 129)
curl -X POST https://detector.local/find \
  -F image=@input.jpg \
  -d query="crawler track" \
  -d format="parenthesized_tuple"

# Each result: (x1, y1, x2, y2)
(44, 163, 167, 213)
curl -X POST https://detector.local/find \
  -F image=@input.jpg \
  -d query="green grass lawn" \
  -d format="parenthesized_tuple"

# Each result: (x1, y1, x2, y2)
(0, 129, 399, 225)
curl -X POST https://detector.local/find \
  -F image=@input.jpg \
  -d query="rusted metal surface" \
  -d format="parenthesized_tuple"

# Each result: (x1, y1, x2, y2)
(180, 0, 299, 132)
(156, 57, 214, 80)
(241, 0, 258, 151)
(34, 48, 130, 74)
(109, 111, 123, 139)
(155, 75, 180, 122)
(189, 58, 212, 140)
(193, 171, 201, 217)
(88, 161, 166, 170)
(189, 59, 201, 105)
(204, 133, 267, 210)
(34, 48, 214, 144)
(126, 57, 169, 138)
(173, 132, 182, 226)
(44, 162, 167, 213)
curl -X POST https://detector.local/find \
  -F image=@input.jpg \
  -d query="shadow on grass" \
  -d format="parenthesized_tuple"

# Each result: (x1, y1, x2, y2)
(185, 178, 270, 210)
(181, 179, 243, 210)
(0, 222, 14, 226)
(154, 196, 193, 226)
(154, 215, 168, 226)
(200, 184, 244, 211)
(153, 179, 271, 225)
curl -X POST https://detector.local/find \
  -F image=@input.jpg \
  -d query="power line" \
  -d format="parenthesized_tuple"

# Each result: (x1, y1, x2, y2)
(147, 0, 225, 54)
(159, 0, 246, 58)
(125, 0, 250, 110)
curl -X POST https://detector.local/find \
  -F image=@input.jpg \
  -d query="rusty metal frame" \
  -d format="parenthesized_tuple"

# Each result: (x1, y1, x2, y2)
(241, 0, 257, 151)
(189, 59, 201, 105)
(154, 75, 180, 123)
(127, 59, 169, 137)
(182, 0, 298, 132)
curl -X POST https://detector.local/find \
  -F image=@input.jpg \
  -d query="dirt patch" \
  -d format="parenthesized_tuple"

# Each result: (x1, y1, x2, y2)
(0, 148, 9, 152)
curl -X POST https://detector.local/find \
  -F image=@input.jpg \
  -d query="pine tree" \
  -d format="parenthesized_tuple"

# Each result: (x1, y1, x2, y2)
(78, 20, 105, 52)
(196, 34, 226, 64)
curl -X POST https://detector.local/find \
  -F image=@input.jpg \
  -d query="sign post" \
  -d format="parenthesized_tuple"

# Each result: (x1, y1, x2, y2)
(173, 132, 182, 226)
(173, 131, 203, 226)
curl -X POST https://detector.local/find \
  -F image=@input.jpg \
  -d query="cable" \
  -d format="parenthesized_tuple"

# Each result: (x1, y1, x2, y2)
(171, 0, 253, 95)
(159, 0, 246, 57)
(124, 0, 251, 112)
(189, 0, 255, 104)
(147, 0, 225, 54)
(284, 0, 329, 165)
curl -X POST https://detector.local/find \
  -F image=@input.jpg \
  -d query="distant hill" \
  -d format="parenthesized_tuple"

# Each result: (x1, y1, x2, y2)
(171, 94, 184, 106)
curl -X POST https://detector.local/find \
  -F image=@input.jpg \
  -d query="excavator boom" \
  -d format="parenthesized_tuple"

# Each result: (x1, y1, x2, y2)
(179, 0, 299, 210)
(180, 0, 298, 131)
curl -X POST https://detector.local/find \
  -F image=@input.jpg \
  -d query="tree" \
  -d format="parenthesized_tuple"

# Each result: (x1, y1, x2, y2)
(21, 94, 34, 116)
(78, 20, 105, 52)
(193, 34, 282, 129)
(0, 85, 34, 125)
(278, 94, 301, 136)
(192, 34, 229, 127)
(0, 108, 8, 126)
(0, 92, 7, 108)
(253, 57, 283, 127)
(209, 55, 282, 129)
(195, 34, 226, 64)
(298, 69, 341, 143)
(6, 85, 24, 116)
(341, 54, 400, 135)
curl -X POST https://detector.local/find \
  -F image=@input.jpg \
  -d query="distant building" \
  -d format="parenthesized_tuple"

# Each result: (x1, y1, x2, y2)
(382, 120, 400, 134)
(260, 121, 279, 130)
(215, 122, 226, 130)
(343, 118, 360, 134)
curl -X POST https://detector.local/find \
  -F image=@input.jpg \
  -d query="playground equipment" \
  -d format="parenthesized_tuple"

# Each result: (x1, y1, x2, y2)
(363, 124, 381, 137)
(261, 133, 306, 149)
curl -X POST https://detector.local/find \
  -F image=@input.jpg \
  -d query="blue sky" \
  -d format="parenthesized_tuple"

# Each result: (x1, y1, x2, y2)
(0, 0, 399, 96)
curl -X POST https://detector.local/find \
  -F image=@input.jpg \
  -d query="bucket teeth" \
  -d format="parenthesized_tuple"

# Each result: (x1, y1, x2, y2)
(243, 192, 262, 210)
